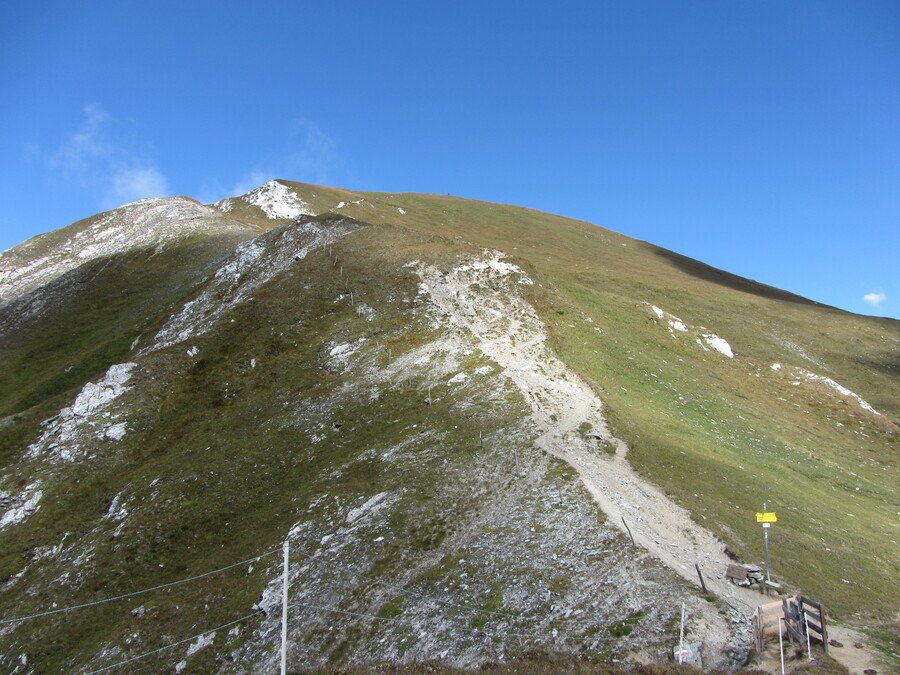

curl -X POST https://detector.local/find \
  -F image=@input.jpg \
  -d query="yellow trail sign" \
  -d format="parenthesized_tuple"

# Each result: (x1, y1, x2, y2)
(756, 512, 777, 523)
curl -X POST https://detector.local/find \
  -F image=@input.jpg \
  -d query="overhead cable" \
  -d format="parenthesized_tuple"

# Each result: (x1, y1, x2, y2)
(1, 549, 279, 625)
(83, 610, 265, 674)
(289, 545, 521, 620)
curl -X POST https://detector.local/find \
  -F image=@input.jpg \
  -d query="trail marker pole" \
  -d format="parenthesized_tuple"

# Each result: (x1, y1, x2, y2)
(281, 540, 289, 675)
(678, 603, 685, 664)
(778, 617, 785, 675)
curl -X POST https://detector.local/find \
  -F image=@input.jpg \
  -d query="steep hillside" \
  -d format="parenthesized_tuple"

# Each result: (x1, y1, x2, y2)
(285, 181, 898, 615)
(0, 181, 896, 673)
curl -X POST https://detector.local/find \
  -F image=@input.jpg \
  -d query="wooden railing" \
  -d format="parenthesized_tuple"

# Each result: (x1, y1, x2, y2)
(753, 595, 828, 655)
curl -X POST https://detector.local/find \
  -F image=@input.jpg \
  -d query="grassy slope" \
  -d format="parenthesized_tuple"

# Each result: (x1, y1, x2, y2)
(1, 220, 704, 672)
(0, 234, 251, 417)
(0, 224, 496, 670)
(276, 182, 898, 620)
(0, 185, 896, 670)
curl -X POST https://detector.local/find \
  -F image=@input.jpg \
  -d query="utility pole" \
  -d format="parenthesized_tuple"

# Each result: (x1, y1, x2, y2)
(281, 540, 289, 675)
(675, 602, 690, 663)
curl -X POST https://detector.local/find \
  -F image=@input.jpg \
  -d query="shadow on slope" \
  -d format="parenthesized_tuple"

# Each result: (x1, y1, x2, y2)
(0, 232, 250, 419)
(646, 243, 836, 309)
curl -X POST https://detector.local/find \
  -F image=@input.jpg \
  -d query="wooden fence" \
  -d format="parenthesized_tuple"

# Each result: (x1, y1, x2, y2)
(752, 595, 828, 655)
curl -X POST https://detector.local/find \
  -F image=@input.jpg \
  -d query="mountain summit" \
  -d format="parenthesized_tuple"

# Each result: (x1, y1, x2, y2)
(0, 180, 896, 673)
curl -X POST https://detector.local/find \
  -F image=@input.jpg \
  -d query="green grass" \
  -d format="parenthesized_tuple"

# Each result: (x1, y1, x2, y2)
(608, 611, 643, 638)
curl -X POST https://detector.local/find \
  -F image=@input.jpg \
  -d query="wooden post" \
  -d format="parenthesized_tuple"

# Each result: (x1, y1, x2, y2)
(782, 597, 792, 647)
(695, 563, 708, 594)
(804, 612, 812, 661)
(621, 516, 635, 546)
(756, 606, 764, 655)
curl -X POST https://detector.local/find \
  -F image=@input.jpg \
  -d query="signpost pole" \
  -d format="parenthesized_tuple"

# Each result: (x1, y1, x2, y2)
(762, 503, 772, 583)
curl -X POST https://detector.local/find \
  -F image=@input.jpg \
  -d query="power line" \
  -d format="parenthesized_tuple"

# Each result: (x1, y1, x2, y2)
(293, 600, 408, 623)
(83, 610, 265, 674)
(289, 545, 522, 620)
(80, 595, 673, 673)
(289, 597, 676, 646)
(501, 629, 676, 643)
(1, 549, 279, 626)
(9, 534, 687, 671)
(289, 543, 657, 626)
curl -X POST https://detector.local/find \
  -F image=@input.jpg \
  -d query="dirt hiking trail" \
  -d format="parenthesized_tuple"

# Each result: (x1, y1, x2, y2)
(419, 252, 895, 674)
(418, 255, 763, 612)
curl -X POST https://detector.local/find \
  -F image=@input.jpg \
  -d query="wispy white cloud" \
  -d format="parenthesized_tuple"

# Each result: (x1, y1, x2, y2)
(196, 170, 269, 206)
(228, 170, 270, 198)
(109, 166, 169, 207)
(205, 118, 348, 204)
(285, 118, 346, 185)
(49, 104, 170, 209)
(863, 291, 887, 308)
(50, 103, 111, 173)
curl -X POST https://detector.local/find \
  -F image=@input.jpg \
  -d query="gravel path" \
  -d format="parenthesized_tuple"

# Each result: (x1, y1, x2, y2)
(418, 255, 764, 616)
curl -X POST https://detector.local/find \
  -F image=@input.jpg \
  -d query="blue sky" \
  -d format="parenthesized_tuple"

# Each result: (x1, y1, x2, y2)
(1, 2, 897, 319)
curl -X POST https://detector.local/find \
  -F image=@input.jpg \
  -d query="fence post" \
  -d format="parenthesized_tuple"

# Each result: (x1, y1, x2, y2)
(804, 612, 812, 661)
(621, 516, 635, 546)
(694, 563, 708, 594)
(755, 606, 762, 655)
